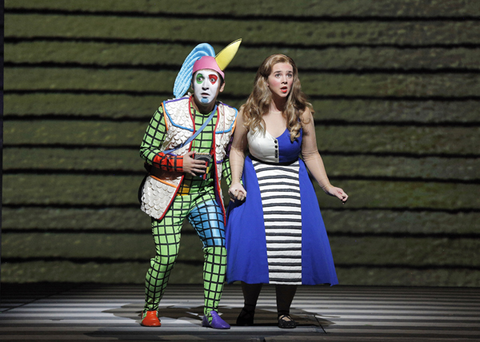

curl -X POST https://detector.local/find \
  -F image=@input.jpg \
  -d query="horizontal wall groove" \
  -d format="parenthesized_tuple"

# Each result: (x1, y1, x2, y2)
(3, 169, 145, 177)
(2, 144, 139, 150)
(4, 61, 183, 72)
(0, 256, 202, 266)
(318, 151, 480, 158)
(3, 169, 479, 184)
(2, 204, 478, 213)
(4, 89, 171, 97)
(4, 144, 479, 158)
(324, 207, 479, 213)
(4, 115, 480, 127)
(331, 232, 480, 239)
(2, 114, 152, 122)
(5, 90, 480, 101)
(2, 257, 478, 270)
(313, 120, 480, 128)
(5, 37, 480, 49)
(334, 263, 480, 270)
(5, 62, 480, 74)
(3, 204, 140, 210)
(2, 228, 479, 240)
(0, 228, 193, 235)
(326, 175, 480, 184)
(5, 8, 480, 22)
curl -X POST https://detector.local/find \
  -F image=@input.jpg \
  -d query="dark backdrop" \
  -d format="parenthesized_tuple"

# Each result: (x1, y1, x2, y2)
(2, 0, 479, 286)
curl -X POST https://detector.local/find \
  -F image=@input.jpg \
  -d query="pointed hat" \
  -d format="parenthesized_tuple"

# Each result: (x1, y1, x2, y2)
(173, 38, 242, 98)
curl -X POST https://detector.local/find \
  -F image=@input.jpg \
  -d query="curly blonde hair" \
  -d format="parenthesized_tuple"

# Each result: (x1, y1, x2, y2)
(241, 54, 313, 141)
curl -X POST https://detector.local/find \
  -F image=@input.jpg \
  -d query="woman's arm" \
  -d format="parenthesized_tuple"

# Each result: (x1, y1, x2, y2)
(228, 109, 248, 201)
(301, 108, 348, 204)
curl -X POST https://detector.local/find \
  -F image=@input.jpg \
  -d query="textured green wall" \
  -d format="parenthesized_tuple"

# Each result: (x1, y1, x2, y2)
(2, 0, 480, 286)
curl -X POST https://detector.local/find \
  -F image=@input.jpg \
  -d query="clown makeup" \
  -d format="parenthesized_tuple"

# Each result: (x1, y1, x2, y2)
(193, 69, 222, 105)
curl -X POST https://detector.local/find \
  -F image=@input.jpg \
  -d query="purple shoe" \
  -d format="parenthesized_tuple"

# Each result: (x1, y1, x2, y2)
(202, 311, 231, 329)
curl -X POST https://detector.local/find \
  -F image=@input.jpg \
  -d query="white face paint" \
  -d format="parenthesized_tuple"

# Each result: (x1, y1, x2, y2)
(193, 69, 221, 105)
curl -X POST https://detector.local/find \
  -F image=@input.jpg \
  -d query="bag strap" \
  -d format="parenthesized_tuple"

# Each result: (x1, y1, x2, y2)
(164, 105, 217, 154)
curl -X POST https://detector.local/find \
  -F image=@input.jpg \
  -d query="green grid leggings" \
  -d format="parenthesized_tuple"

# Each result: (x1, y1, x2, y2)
(143, 192, 227, 322)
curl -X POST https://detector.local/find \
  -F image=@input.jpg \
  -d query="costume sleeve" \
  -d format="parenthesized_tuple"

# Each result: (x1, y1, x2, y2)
(221, 157, 233, 187)
(220, 134, 234, 187)
(139, 105, 184, 172)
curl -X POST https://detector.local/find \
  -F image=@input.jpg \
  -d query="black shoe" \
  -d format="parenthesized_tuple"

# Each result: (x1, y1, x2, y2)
(278, 314, 297, 329)
(236, 308, 254, 326)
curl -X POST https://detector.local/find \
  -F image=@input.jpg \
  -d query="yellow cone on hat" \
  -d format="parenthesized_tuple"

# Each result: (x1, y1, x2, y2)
(215, 38, 242, 71)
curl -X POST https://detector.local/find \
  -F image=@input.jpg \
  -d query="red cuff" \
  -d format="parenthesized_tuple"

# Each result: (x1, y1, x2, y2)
(153, 153, 184, 172)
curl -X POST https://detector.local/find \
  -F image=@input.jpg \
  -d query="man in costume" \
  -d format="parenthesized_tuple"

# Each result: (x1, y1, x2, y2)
(138, 39, 241, 329)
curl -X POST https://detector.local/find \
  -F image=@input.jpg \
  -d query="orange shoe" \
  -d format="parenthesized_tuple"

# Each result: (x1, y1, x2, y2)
(141, 311, 161, 327)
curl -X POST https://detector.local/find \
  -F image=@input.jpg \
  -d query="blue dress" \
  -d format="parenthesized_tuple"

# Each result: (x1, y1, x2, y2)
(226, 127, 338, 286)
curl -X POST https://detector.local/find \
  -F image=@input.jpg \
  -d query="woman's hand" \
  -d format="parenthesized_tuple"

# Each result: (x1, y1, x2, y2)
(324, 185, 348, 204)
(228, 183, 247, 202)
(182, 151, 207, 176)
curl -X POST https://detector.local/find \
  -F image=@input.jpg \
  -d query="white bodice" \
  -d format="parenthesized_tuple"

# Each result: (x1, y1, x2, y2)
(247, 128, 280, 163)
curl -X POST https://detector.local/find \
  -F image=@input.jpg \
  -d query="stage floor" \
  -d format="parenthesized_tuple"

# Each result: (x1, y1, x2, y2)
(1, 283, 479, 341)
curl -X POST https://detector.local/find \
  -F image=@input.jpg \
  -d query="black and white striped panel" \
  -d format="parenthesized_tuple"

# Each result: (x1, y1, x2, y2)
(253, 160, 302, 285)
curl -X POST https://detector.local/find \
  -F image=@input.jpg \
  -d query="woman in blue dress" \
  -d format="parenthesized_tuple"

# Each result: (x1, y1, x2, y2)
(226, 54, 348, 329)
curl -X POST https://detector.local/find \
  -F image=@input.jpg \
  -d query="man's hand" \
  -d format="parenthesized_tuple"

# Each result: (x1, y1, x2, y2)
(182, 151, 207, 176)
